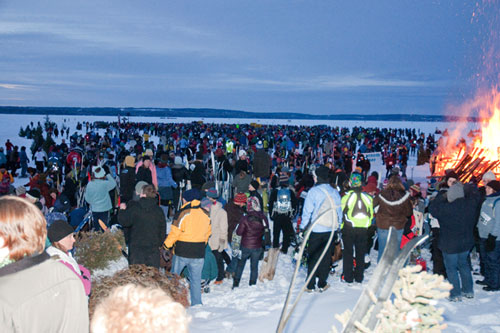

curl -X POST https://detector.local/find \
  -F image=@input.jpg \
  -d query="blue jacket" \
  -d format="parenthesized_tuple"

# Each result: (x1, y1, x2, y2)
(156, 165, 178, 188)
(84, 174, 117, 213)
(301, 183, 342, 233)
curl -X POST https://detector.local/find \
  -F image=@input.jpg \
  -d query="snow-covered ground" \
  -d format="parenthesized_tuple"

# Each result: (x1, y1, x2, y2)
(2, 113, 499, 332)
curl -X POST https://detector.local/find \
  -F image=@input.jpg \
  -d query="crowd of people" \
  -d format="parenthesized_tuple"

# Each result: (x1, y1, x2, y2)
(0, 117, 498, 331)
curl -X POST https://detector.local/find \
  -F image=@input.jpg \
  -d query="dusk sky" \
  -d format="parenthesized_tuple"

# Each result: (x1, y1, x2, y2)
(0, 1, 497, 115)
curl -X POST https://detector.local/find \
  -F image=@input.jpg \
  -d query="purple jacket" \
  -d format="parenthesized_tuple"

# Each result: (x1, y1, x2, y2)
(237, 211, 268, 249)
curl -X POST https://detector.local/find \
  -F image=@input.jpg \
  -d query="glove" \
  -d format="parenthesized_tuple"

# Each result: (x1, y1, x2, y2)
(486, 234, 497, 252)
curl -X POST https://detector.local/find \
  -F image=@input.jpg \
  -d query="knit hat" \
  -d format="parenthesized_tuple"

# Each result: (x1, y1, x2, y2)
(247, 196, 261, 212)
(256, 140, 263, 149)
(174, 156, 183, 165)
(445, 170, 459, 182)
(483, 171, 497, 184)
(410, 183, 421, 196)
(26, 189, 41, 201)
(183, 189, 202, 202)
(250, 180, 260, 190)
(145, 149, 154, 157)
(426, 184, 437, 196)
(47, 219, 74, 243)
(279, 172, 289, 185)
(447, 182, 464, 203)
(135, 181, 148, 195)
(234, 192, 247, 205)
(486, 180, 500, 193)
(349, 173, 362, 188)
(15, 185, 26, 196)
(201, 181, 215, 191)
(238, 150, 247, 158)
(391, 167, 400, 175)
(206, 187, 218, 199)
(124, 155, 135, 168)
(315, 165, 330, 182)
(362, 182, 378, 194)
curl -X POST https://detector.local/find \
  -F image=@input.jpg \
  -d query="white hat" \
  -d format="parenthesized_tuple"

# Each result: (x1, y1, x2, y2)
(256, 140, 263, 149)
(483, 171, 497, 184)
(238, 150, 247, 157)
(174, 156, 183, 165)
(92, 165, 106, 178)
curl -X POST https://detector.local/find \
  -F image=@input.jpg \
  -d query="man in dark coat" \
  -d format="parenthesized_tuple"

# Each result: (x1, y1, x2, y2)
(429, 182, 481, 301)
(252, 141, 271, 180)
(118, 185, 166, 268)
(119, 155, 136, 203)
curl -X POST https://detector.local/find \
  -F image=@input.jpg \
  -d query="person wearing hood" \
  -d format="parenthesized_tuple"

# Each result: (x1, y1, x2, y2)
(341, 172, 374, 284)
(373, 174, 413, 262)
(476, 180, 500, 291)
(118, 184, 166, 268)
(429, 181, 481, 301)
(205, 188, 229, 284)
(119, 155, 136, 204)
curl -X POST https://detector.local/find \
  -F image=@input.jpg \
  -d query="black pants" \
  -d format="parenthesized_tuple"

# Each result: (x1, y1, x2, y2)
(431, 228, 447, 277)
(342, 226, 368, 283)
(306, 231, 334, 289)
(212, 250, 231, 281)
(272, 214, 294, 253)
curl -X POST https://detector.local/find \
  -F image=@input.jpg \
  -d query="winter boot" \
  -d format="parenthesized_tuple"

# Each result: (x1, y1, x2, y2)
(232, 278, 240, 290)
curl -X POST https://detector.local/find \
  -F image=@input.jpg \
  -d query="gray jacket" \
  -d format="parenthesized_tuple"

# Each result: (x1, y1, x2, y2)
(0, 252, 89, 332)
(478, 193, 500, 239)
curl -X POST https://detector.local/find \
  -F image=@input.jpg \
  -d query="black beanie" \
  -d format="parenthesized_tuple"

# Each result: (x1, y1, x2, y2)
(487, 180, 500, 193)
(250, 180, 260, 190)
(48, 220, 74, 243)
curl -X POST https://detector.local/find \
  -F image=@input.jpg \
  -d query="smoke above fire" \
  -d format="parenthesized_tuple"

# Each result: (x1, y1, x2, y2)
(432, 0, 500, 181)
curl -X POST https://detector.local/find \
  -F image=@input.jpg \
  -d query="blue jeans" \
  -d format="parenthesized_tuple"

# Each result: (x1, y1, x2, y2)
(377, 228, 403, 263)
(485, 240, 500, 289)
(172, 255, 204, 306)
(235, 247, 263, 285)
(443, 251, 473, 298)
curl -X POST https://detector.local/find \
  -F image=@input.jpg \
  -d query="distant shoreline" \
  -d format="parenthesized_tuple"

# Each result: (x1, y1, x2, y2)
(0, 106, 478, 122)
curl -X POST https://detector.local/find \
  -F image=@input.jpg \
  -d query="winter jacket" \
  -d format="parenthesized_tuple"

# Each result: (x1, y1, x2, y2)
(207, 201, 228, 252)
(477, 191, 500, 238)
(84, 174, 117, 212)
(156, 164, 178, 188)
(253, 149, 271, 178)
(190, 161, 206, 188)
(164, 200, 212, 259)
(373, 189, 413, 230)
(237, 211, 268, 249)
(429, 185, 481, 254)
(233, 172, 252, 194)
(119, 197, 166, 268)
(0, 252, 89, 332)
(301, 183, 343, 233)
(171, 164, 190, 187)
(46, 246, 92, 296)
(225, 201, 245, 240)
(136, 165, 153, 186)
(341, 188, 374, 228)
(119, 166, 136, 203)
(135, 161, 158, 189)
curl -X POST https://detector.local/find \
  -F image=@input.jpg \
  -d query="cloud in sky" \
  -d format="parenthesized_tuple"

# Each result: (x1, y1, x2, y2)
(0, 0, 493, 115)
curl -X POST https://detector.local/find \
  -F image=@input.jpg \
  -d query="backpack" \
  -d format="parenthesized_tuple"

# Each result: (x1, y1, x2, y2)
(275, 188, 292, 215)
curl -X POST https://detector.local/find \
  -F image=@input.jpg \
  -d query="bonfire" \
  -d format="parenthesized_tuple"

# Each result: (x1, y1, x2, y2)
(430, 86, 500, 183)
